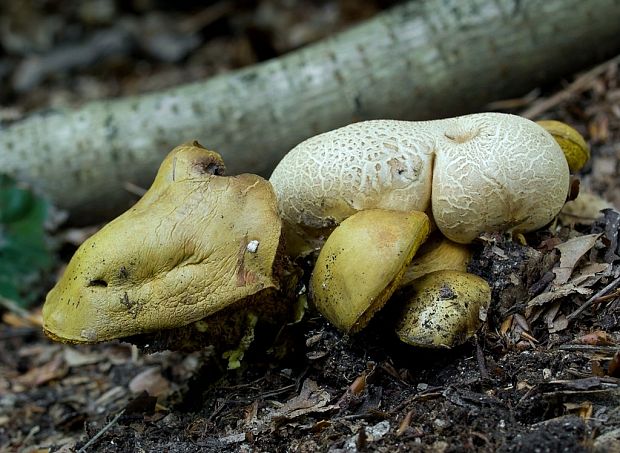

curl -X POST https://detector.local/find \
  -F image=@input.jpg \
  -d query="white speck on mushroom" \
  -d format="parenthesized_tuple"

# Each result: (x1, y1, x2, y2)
(246, 240, 259, 253)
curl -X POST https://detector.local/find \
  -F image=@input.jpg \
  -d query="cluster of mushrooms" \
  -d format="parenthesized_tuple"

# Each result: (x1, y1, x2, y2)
(42, 113, 589, 356)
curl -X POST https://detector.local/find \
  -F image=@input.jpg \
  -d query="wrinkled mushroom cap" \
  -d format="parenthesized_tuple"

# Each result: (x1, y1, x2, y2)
(396, 270, 491, 348)
(269, 120, 435, 230)
(43, 143, 282, 343)
(270, 113, 572, 246)
(310, 209, 430, 333)
(431, 114, 570, 243)
(536, 120, 590, 172)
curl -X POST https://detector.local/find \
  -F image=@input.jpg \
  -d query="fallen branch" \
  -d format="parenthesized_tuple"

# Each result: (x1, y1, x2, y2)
(3, 0, 620, 223)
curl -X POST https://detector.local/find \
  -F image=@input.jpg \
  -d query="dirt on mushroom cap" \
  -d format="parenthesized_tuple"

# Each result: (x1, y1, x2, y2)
(396, 269, 491, 348)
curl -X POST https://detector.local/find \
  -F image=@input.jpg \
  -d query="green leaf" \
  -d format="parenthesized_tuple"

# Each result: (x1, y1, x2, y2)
(0, 175, 55, 308)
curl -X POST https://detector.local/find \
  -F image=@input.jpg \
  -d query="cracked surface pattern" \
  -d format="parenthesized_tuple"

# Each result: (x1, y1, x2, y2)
(270, 119, 435, 229)
(270, 113, 569, 243)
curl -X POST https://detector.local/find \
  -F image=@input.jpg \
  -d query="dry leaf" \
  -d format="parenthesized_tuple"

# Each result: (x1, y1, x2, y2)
(397, 409, 414, 436)
(17, 353, 67, 387)
(128, 367, 170, 398)
(608, 351, 620, 377)
(271, 379, 338, 426)
(563, 401, 593, 420)
(575, 330, 616, 346)
(553, 234, 601, 285)
(559, 192, 612, 225)
(548, 314, 569, 333)
(571, 262, 611, 286)
(63, 347, 103, 367)
(528, 284, 591, 307)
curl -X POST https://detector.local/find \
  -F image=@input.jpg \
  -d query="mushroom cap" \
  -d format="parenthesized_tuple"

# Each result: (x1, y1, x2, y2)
(536, 120, 590, 172)
(270, 113, 571, 245)
(431, 113, 570, 243)
(310, 209, 430, 333)
(42, 143, 282, 343)
(400, 235, 472, 287)
(269, 120, 435, 230)
(395, 270, 491, 348)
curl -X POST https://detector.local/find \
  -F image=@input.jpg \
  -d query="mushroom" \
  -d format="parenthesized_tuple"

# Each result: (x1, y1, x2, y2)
(269, 113, 588, 343)
(536, 120, 590, 172)
(269, 112, 588, 246)
(400, 234, 472, 286)
(42, 114, 590, 352)
(395, 270, 491, 348)
(42, 142, 291, 349)
(310, 209, 430, 333)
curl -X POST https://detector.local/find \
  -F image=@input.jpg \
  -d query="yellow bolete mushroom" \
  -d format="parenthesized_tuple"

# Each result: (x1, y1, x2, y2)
(310, 209, 430, 333)
(395, 270, 491, 348)
(536, 120, 590, 173)
(43, 142, 288, 347)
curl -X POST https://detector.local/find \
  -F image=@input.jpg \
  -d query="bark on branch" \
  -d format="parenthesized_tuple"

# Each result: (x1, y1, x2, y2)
(2, 0, 620, 223)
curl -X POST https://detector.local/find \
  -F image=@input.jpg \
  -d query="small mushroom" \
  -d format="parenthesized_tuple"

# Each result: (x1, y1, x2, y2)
(310, 209, 430, 333)
(43, 142, 286, 345)
(536, 120, 590, 172)
(400, 234, 472, 286)
(395, 270, 491, 348)
(269, 113, 585, 246)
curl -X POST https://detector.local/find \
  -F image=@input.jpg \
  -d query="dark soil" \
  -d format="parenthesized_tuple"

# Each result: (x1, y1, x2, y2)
(1, 2, 620, 452)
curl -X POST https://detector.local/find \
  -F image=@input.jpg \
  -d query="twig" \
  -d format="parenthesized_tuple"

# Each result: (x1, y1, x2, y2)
(521, 54, 620, 119)
(388, 390, 443, 414)
(557, 344, 619, 353)
(476, 340, 489, 381)
(77, 409, 125, 453)
(567, 274, 620, 320)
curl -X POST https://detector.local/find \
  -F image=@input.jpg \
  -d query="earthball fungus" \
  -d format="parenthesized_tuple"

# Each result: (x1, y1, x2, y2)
(43, 142, 290, 347)
(270, 112, 589, 345)
(269, 112, 588, 246)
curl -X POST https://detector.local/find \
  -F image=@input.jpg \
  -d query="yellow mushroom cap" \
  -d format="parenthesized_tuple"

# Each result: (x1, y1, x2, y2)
(400, 235, 472, 287)
(536, 120, 590, 173)
(310, 209, 430, 333)
(43, 143, 282, 344)
(396, 270, 491, 348)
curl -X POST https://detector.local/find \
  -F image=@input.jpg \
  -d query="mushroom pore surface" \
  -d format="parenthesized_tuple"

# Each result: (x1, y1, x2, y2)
(269, 113, 570, 244)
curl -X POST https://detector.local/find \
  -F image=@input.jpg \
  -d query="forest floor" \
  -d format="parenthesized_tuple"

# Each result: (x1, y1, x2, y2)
(1, 2, 620, 452)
